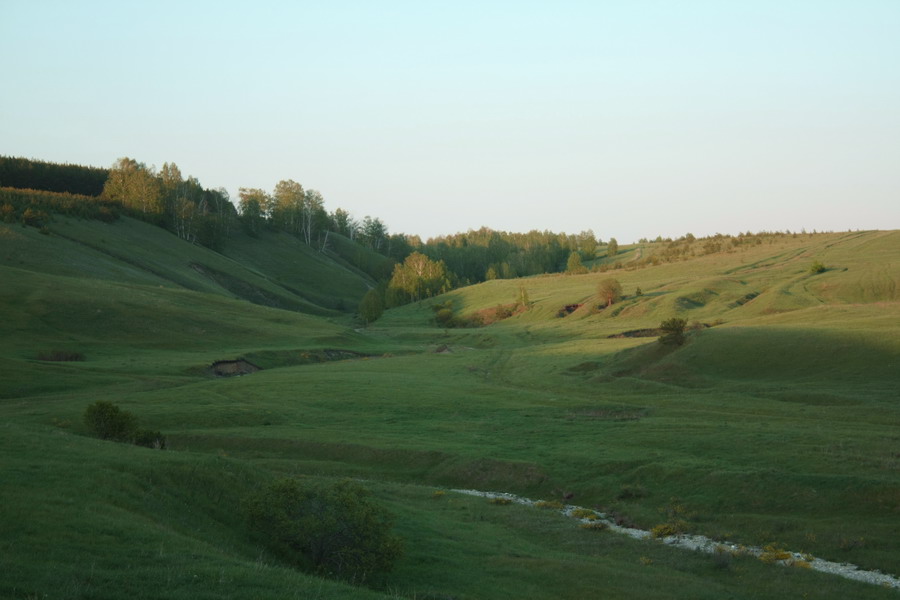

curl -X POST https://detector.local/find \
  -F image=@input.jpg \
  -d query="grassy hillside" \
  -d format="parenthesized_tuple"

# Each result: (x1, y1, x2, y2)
(1, 227, 898, 599)
(0, 216, 390, 316)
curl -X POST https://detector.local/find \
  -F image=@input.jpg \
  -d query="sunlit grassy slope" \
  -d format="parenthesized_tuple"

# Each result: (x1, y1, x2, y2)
(1, 226, 898, 599)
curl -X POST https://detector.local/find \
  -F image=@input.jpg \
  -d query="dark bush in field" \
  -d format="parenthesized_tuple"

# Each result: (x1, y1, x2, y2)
(134, 429, 167, 449)
(83, 401, 137, 442)
(37, 350, 85, 361)
(658, 317, 688, 346)
(244, 478, 403, 585)
(83, 401, 166, 449)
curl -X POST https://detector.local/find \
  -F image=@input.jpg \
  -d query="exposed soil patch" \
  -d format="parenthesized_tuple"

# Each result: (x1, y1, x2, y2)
(557, 303, 582, 317)
(728, 291, 760, 308)
(607, 328, 662, 338)
(209, 359, 261, 377)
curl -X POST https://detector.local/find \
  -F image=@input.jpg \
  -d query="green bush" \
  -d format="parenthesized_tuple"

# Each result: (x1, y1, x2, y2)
(244, 478, 403, 585)
(809, 260, 826, 274)
(83, 401, 137, 442)
(134, 429, 167, 449)
(650, 520, 687, 538)
(658, 317, 687, 346)
(357, 289, 384, 325)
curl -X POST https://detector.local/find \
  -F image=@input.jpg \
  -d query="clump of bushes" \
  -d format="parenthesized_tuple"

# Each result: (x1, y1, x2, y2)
(83, 401, 166, 449)
(658, 317, 688, 346)
(431, 300, 482, 328)
(569, 508, 598, 520)
(244, 478, 403, 585)
(133, 429, 167, 449)
(489, 497, 513, 505)
(650, 521, 687, 538)
(809, 260, 827, 274)
(535, 500, 565, 510)
(759, 544, 793, 564)
(580, 521, 609, 531)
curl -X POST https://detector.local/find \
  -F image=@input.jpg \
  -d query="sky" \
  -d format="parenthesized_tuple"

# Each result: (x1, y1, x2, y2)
(2, 0, 898, 243)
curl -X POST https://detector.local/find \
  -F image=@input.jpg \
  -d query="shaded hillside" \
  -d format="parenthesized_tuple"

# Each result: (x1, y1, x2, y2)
(0, 215, 386, 316)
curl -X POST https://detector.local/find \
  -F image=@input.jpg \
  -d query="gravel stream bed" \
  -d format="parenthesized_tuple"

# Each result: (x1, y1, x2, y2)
(451, 488, 899, 590)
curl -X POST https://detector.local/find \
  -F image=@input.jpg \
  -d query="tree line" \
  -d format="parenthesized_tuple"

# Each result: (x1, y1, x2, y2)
(415, 227, 609, 285)
(2, 155, 628, 319)
(0, 156, 108, 196)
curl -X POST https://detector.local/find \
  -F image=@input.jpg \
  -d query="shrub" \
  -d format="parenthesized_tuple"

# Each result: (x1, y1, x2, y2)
(535, 500, 564, 510)
(597, 278, 623, 307)
(570, 508, 598, 520)
(759, 544, 792, 564)
(580, 521, 609, 531)
(134, 429, 167, 449)
(650, 520, 687, 538)
(83, 401, 137, 442)
(244, 478, 403, 585)
(489, 497, 512, 505)
(658, 317, 687, 346)
(809, 260, 826, 274)
(357, 289, 384, 326)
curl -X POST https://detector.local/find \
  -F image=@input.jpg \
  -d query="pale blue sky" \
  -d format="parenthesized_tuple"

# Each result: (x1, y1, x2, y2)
(2, 1, 898, 242)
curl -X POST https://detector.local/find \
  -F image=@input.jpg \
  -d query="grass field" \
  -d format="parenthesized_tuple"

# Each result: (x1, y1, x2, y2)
(1, 220, 898, 599)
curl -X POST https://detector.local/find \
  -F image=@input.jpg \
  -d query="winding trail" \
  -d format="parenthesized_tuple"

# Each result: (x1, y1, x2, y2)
(451, 488, 900, 590)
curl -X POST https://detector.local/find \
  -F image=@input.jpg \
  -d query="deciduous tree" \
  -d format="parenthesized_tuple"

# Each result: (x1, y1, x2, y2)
(658, 317, 687, 346)
(358, 289, 384, 326)
(103, 157, 164, 218)
(597, 277, 622, 307)
(238, 187, 268, 236)
(566, 251, 587, 274)
(607, 237, 619, 258)
(387, 251, 451, 306)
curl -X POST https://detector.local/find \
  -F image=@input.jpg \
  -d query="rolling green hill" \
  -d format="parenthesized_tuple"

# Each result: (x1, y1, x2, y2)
(0, 215, 391, 316)
(1, 224, 898, 599)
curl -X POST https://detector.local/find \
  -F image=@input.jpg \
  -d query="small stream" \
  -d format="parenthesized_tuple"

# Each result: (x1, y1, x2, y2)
(452, 488, 900, 590)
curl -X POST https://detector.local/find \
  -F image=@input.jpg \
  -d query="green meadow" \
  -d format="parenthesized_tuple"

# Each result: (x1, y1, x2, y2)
(1, 217, 898, 599)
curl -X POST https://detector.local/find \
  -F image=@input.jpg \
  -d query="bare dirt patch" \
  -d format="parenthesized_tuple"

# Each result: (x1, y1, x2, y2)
(208, 359, 261, 377)
(607, 328, 662, 339)
(557, 303, 583, 317)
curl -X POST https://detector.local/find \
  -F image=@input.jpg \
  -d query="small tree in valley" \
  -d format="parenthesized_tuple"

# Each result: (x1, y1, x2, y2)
(658, 317, 688, 346)
(358, 289, 384, 326)
(566, 251, 587, 274)
(597, 278, 623, 308)
(607, 237, 619, 257)
(84, 401, 137, 442)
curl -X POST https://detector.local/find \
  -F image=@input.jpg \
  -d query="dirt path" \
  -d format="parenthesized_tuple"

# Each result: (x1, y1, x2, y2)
(451, 488, 900, 590)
